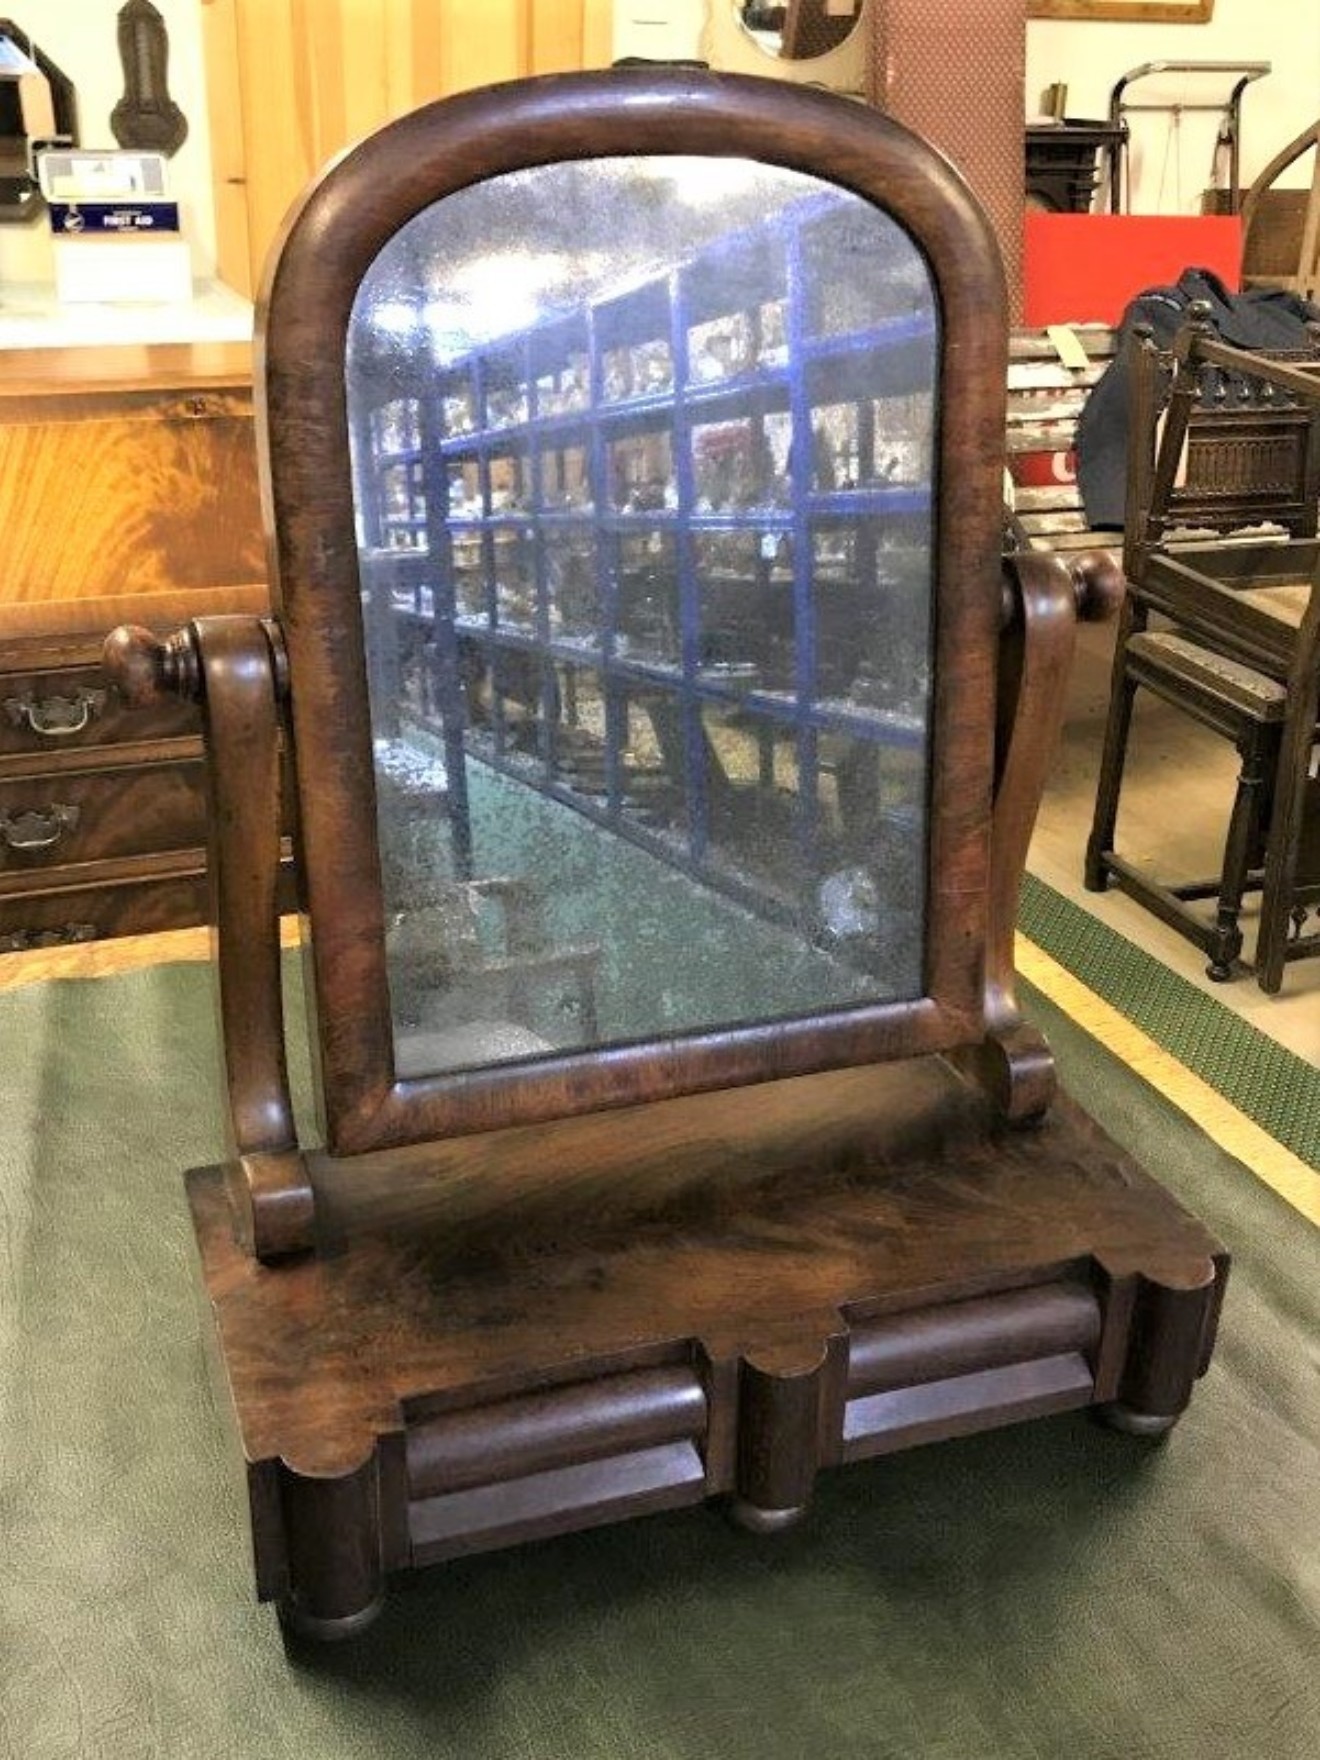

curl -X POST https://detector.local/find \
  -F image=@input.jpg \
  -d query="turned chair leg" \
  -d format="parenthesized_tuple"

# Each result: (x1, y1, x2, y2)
(1084, 677, 1136, 891)
(1254, 688, 1320, 995)
(1206, 722, 1275, 981)
(1086, 601, 1146, 894)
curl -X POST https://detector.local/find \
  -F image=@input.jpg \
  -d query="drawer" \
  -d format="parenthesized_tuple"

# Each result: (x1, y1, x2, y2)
(0, 663, 197, 755)
(0, 844, 296, 949)
(0, 862, 209, 950)
(0, 760, 207, 872)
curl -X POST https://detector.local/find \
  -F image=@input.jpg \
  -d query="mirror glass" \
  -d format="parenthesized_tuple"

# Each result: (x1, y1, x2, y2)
(347, 156, 936, 1082)
(735, 0, 862, 60)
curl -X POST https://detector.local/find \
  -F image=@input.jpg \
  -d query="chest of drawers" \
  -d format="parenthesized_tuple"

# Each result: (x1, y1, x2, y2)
(0, 343, 278, 950)
(0, 589, 279, 950)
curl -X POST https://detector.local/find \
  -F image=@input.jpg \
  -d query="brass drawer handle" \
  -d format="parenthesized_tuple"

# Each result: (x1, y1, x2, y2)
(162, 393, 238, 421)
(0, 923, 98, 953)
(0, 804, 81, 853)
(4, 689, 108, 739)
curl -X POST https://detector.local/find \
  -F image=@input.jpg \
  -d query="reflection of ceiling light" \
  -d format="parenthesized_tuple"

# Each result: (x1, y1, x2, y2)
(450, 249, 607, 303)
(422, 247, 612, 356)
(423, 288, 539, 353)
(422, 304, 471, 360)
(366, 163, 812, 356)
(368, 299, 422, 336)
(640, 155, 784, 207)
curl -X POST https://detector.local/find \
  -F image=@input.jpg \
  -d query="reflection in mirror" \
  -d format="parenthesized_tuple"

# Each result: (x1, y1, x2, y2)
(737, 0, 862, 61)
(348, 156, 937, 1081)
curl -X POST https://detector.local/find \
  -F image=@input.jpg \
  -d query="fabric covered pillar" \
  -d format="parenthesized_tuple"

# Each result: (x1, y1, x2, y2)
(867, 0, 1025, 318)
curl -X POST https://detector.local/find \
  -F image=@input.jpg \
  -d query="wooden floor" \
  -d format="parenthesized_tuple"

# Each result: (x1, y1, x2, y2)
(0, 917, 300, 993)
(1032, 616, 1320, 1068)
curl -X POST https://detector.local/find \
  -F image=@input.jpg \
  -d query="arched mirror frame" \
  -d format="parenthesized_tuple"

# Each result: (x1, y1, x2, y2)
(256, 70, 1007, 1158)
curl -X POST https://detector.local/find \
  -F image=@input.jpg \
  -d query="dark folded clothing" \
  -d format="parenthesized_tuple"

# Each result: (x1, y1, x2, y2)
(1076, 267, 1320, 529)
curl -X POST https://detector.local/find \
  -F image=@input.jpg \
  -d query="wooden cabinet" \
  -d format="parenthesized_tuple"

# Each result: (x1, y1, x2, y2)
(0, 344, 272, 950)
(0, 343, 265, 603)
(202, 0, 616, 296)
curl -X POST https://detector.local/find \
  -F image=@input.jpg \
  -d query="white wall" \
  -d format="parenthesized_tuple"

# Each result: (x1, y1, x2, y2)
(1026, 0, 1320, 213)
(614, 0, 705, 59)
(4, 3, 1313, 293)
(615, 2, 1320, 213)
(0, 0, 217, 287)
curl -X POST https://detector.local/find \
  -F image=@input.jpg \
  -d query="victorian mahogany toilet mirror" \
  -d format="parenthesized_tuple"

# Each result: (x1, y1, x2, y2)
(106, 70, 1225, 1640)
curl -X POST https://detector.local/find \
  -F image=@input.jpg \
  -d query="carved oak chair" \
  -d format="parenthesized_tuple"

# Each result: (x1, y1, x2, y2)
(1241, 119, 1320, 304)
(1085, 307, 1320, 989)
(104, 71, 1224, 1640)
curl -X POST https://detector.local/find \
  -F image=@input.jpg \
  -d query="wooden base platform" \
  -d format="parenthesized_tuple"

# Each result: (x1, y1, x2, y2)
(190, 1057, 1227, 1638)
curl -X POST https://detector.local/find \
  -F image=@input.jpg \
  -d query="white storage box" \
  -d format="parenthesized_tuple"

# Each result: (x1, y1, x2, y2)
(54, 234, 193, 305)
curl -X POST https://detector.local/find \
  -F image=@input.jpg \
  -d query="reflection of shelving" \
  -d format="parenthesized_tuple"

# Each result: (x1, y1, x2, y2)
(354, 189, 936, 922)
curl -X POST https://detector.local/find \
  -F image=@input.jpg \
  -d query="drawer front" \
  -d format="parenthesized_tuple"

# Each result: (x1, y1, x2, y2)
(0, 867, 209, 949)
(0, 849, 295, 950)
(0, 762, 207, 871)
(0, 664, 197, 755)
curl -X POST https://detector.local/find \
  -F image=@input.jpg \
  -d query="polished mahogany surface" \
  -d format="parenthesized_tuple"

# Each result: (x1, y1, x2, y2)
(99, 72, 1225, 1640)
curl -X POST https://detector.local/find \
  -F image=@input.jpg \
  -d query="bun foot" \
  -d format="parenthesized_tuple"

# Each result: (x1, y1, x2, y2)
(728, 1497, 809, 1535)
(1095, 1401, 1181, 1439)
(279, 1591, 386, 1643)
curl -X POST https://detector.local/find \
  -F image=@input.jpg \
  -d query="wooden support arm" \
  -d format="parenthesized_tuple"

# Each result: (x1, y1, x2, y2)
(972, 547, 1124, 1122)
(104, 616, 314, 1259)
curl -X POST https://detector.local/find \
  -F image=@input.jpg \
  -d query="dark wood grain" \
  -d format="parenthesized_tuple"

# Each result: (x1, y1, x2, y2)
(1254, 573, 1320, 990)
(0, 602, 214, 946)
(101, 619, 311, 1256)
(971, 545, 1124, 1119)
(189, 1061, 1226, 1633)
(0, 848, 211, 948)
(405, 1367, 707, 1499)
(0, 747, 204, 864)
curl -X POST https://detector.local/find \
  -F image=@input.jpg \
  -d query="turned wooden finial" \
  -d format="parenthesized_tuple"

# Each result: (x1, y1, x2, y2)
(102, 623, 202, 707)
(999, 548, 1123, 636)
(1068, 549, 1125, 624)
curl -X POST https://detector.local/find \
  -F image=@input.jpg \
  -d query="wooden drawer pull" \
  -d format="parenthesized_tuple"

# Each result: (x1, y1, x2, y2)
(0, 804, 81, 853)
(4, 689, 108, 739)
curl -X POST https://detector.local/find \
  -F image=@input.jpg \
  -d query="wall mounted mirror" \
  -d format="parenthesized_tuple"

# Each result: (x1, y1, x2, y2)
(703, 0, 867, 90)
(735, 0, 862, 61)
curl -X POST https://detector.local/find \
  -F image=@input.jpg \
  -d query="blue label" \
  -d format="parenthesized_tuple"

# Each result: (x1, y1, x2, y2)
(49, 202, 181, 236)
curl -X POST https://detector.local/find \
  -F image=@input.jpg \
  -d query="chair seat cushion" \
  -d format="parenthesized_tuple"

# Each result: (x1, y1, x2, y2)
(1127, 630, 1288, 718)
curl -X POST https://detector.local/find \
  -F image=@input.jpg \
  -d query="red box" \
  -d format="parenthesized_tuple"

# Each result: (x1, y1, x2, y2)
(1023, 213, 1243, 327)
